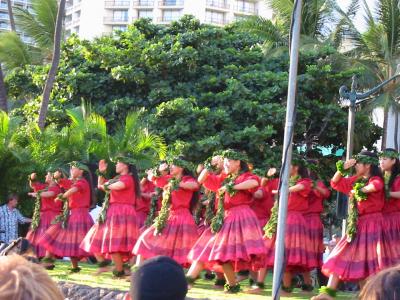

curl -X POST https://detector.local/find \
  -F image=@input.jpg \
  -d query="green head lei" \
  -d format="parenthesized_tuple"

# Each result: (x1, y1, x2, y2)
(168, 156, 193, 171)
(252, 168, 265, 177)
(221, 149, 248, 162)
(292, 154, 306, 167)
(379, 150, 399, 160)
(69, 161, 90, 172)
(112, 155, 136, 166)
(354, 154, 379, 165)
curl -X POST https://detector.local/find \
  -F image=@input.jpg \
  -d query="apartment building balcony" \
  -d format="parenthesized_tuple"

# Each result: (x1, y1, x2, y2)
(0, 2, 8, 10)
(104, 1, 130, 8)
(65, 19, 73, 27)
(66, 2, 81, 14)
(132, 0, 154, 7)
(233, 5, 257, 15)
(103, 16, 129, 24)
(0, 14, 9, 21)
(158, 0, 184, 8)
(206, 0, 229, 11)
(13, 0, 29, 5)
(205, 17, 228, 26)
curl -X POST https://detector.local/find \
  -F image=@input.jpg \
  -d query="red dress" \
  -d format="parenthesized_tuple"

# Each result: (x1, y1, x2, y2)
(39, 178, 94, 258)
(304, 181, 330, 268)
(26, 183, 62, 257)
(264, 178, 314, 272)
(80, 175, 139, 259)
(381, 176, 400, 268)
(251, 184, 274, 228)
(133, 175, 200, 267)
(136, 180, 155, 229)
(322, 176, 385, 281)
(188, 172, 266, 272)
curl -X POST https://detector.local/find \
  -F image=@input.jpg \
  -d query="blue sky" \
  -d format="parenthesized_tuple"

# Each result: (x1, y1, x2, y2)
(339, 0, 377, 31)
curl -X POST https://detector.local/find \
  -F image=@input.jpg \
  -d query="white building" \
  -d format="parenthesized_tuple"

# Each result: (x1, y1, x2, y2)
(0, 0, 34, 43)
(65, 0, 273, 39)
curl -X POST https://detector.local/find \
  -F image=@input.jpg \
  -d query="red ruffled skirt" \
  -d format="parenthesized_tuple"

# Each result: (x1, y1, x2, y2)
(136, 211, 148, 230)
(189, 205, 266, 272)
(26, 210, 59, 258)
(80, 203, 139, 258)
(264, 211, 313, 272)
(39, 208, 93, 258)
(133, 208, 199, 267)
(304, 212, 324, 268)
(380, 211, 400, 268)
(322, 212, 385, 281)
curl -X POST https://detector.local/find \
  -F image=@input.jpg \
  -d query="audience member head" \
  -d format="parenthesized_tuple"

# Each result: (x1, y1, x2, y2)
(6, 194, 18, 208)
(129, 256, 188, 300)
(359, 265, 400, 300)
(0, 254, 64, 300)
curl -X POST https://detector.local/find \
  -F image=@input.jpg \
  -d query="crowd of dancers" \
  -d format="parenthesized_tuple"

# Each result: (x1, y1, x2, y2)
(22, 148, 400, 298)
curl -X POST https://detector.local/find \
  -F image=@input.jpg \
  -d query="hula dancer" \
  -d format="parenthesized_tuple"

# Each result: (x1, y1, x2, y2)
(38, 161, 94, 272)
(247, 167, 277, 292)
(80, 157, 141, 278)
(305, 161, 331, 270)
(263, 158, 314, 293)
(187, 150, 265, 294)
(187, 155, 227, 288)
(136, 176, 156, 229)
(379, 148, 400, 268)
(133, 156, 200, 267)
(312, 151, 385, 300)
(26, 171, 62, 259)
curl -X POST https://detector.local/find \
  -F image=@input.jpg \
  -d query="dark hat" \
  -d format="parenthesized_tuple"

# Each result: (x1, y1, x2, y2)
(130, 256, 188, 300)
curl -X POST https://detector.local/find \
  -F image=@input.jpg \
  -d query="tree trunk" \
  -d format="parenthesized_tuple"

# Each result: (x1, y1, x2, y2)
(6, 0, 16, 31)
(37, 0, 65, 130)
(382, 105, 389, 150)
(0, 66, 8, 112)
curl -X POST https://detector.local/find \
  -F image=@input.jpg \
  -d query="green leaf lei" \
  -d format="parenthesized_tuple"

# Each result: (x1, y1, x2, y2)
(52, 194, 69, 229)
(97, 176, 120, 224)
(31, 189, 46, 231)
(336, 160, 351, 176)
(384, 172, 391, 200)
(264, 175, 300, 239)
(204, 191, 216, 225)
(144, 187, 162, 227)
(210, 174, 238, 234)
(346, 177, 368, 242)
(154, 177, 181, 234)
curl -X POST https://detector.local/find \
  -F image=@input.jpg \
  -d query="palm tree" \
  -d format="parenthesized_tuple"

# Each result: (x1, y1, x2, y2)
(37, 0, 65, 129)
(108, 110, 167, 170)
(0, 0, 58, 113)
(335, 0, 400, 149)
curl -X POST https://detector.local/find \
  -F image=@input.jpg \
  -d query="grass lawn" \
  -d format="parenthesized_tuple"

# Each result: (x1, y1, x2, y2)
(48, 261, 356, 300)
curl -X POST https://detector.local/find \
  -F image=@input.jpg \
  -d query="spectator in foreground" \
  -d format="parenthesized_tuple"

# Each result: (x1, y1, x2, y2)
(0, 194, 32, 244)
(0, 254, 64, 300)
(359, 265, 400, 300)
(126, 256, 188, 300)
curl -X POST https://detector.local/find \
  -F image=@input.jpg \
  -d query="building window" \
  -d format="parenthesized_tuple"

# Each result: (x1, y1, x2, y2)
(0, 12, 8, 19)
(138, 9, 153, 19)
(73, 25, 80, 33)
(113, 10, 128, 21)
(0, 2, 7, 9)
(160, 0, 183, 6)
(235, 0, 256, 13)
(113, 25, 127, 31)
(74, 10, 81, 19)
(205, 10, 225, 24)
(0, 22, 8, 29)
(162, 9, 181, 21)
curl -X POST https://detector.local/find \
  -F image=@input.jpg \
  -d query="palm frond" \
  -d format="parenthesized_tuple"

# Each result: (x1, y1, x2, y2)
(0, 32, 31, 69)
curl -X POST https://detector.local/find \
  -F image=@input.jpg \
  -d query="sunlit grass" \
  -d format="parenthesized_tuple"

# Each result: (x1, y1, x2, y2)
(48, 261, 356, 299)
